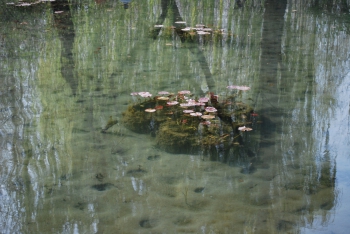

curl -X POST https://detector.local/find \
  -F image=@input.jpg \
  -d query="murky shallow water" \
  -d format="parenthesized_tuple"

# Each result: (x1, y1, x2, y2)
(1, 0, 350, 233)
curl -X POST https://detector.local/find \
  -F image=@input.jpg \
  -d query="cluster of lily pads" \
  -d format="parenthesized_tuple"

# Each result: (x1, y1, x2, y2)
(122, 85, 255, 153)
(130, 85, 252, 130)
(154, 22, 232, 37)
(7, 0, 55, 7)
(155, 22, 218, 36)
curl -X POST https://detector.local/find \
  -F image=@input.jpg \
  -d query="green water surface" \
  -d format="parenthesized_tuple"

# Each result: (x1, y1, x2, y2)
(1, 0, 350, 233)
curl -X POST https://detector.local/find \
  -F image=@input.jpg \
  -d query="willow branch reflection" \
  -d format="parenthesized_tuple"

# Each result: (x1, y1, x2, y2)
(257, 0, 337, 231)
(0, 1, 345, 233)
(150, 0, 215, 92)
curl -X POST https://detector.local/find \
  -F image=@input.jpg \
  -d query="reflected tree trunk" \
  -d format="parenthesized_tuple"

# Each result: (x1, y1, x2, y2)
(151, 0, 215, 92)
(258, 0, 287, 137)
(258, 0, 336, 222)
(311, 0, 349, 13)
(50, 2, 98, 142)
(51, 0, 77, 96)
(259, 0, 287, 89)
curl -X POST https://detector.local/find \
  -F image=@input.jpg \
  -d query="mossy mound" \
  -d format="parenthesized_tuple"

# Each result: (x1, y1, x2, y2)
(155, 116, 226, 153)
(121, 98, 169, 134)
(121, 92, 254, 154)
(156, 120, 197, 153)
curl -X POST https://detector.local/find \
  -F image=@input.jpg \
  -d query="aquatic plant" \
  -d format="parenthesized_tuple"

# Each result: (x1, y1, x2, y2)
(120, 88, 255, 154)
(152, 23, 233, 42)
(138, 92, 152, 97)
(238, 126, 253, 131)
(227, 85, 251, 91)
(205, 107, 217, 113)
(101, 116, 118, 133)
(145, 108, 156, 113)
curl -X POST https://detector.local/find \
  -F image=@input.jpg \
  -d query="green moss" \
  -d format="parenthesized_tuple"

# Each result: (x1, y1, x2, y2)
(121, 95, 254, 153)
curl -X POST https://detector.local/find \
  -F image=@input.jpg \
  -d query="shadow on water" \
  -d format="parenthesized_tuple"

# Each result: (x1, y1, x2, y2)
(258, 0, 288, 147)
(120, 0, 131, 9)
(257, 0, 337, 228)
(51, 0, 78, 96)
(150, 0, 215, 92)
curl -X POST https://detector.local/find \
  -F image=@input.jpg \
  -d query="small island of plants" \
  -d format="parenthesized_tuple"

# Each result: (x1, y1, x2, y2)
(119, 86, 256, 154)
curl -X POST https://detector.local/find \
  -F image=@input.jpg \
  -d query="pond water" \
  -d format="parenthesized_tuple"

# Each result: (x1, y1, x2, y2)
(1, 0, 350, 233)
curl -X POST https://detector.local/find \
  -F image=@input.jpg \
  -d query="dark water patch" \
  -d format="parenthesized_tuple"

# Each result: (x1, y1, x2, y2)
(127, 166, 147, 176)
(0, 106, 14, 113)
(320, 201, 333, 210)
(72, 128, 90, 133)
(143, 69, 156, 72)
(76, 99, 85, 103)
(248, 183, 257, 189)
(147, 154, 160, 161)
(294, 205, 308, 214)
(250, 157, 269, 169)
(46, 187, 54, 195)
(194, 187, 205, 193)
(139, 219, 157, 228)
(305, 186, 318, 195)
(95, 173, 104, 182)
(257, 113, 278, 138)
(245, 149, 256, 158)
(240, 164, 257, 174)
(91, 183, 114, 191)
(163, 189, 177, 198)
(258, 140, 275, 148)
(101, 131, 122, 136)
(111, 146, 128, 155)
(60, 174, 71, 181)
(276, 220, 294, 232)
(74, 202, 86, 210)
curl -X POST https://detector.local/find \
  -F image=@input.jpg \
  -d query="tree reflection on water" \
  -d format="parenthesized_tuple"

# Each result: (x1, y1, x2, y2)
(0, 0, 346, 233)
